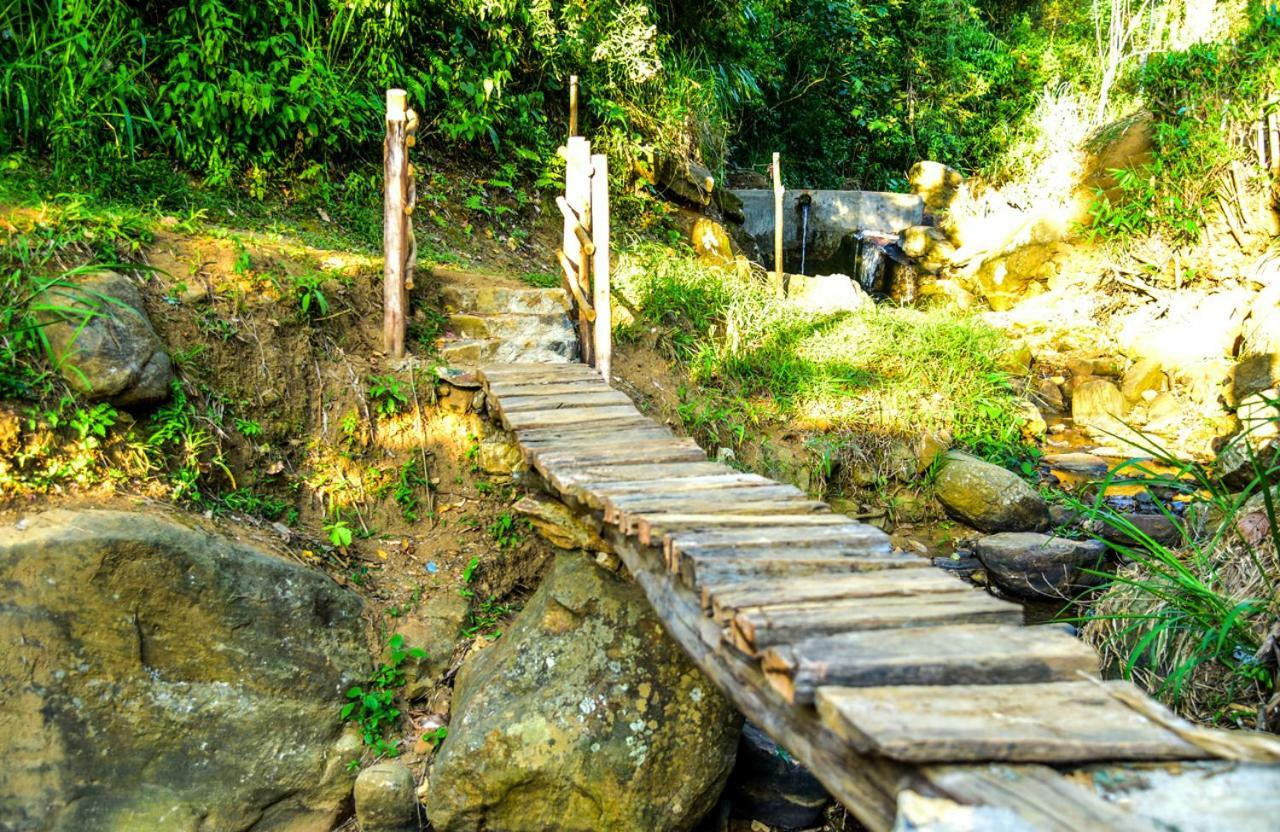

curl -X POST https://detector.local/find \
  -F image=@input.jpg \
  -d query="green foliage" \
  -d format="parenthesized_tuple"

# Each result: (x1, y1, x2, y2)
(292, 272, 330, 319)
(519, 271, 561, 289)
(619, 243, 1024, 459)
(392, 458, 429, 522)
(464, 595, 513, 639)
(421, 725, 448, 748)
(146, 379, 231, 502)
(488, 512, 524, 549)
(341, 633, 425, 758)
(367, 373, 408, 418)
(1078, 418, 1280, 720)
(325, 518, 353, 548)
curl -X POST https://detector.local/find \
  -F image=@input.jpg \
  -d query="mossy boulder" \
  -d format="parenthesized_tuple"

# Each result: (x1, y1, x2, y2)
(934, 451, 1049, 533)
(0, 509, 369, 832)
(425, 552, 740, 831)
(34, 270, 173, 406)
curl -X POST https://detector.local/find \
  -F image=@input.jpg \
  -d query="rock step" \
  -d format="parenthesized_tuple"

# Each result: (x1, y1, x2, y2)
(440, 283, 567, 316)
(439, 336, 578, 367)
(448, 312, 575, 341)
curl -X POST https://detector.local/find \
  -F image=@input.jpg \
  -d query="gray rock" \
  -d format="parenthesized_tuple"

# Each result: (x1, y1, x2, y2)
(1231, 354, 1280, 405)
(0, 509, 369, 832)
(727, 723, 829, 830)
(907, 161, 963, 213)
(1091, 512, 1182, 548)
(934, 451, 1050, 533)
(1043, 452, 1110, 479)
(786, 273, 871, 313)
(974, 532, 1108, 599)
(399, 592, 471, 700)
(1035, 378, 1065, 413)
(426, 552, 740, 831)
(355, 761, 419, 832)
(34, 270, 173, 406)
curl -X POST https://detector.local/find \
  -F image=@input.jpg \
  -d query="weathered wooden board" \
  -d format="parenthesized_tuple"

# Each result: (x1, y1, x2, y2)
(732, 592, 1023, 654)
(761, 625, 1100, 705)
(479, 363, 601, 382)
(683, 554, 932, 593)
(637, 512, 849, 546)
(920, 764, 1160, 832)
(620, 500, 831, 535)
(667, 524, 889, 565)
(489, 380, 611, 398)
(814, 681, 1208, 763)
(502, 404, 642, 431)
(603, 485, 807, 522)
(589, 473, 773, 497)
(498, 390, 635, 413)
(707, 569, 969, 621)
(550, 462, 731, 495)
(530, 437, 701, 459)
(517, 424, 675, 447)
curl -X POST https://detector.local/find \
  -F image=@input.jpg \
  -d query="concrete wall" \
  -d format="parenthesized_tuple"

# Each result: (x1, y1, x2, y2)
(731, 189, 923, 274)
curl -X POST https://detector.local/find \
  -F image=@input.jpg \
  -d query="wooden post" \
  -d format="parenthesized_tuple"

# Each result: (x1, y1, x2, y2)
(383, 89, 409, 358)
(569, 75, 580, 139)
(772, 152, 784, 292)
(591, 153, 611, 383)
(563, 136, 594, 365)
(1269, 111, 1279, 174)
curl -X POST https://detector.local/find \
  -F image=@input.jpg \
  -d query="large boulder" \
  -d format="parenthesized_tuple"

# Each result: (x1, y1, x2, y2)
(899, 225, 956, 273)
(354, 761, 419, 832)
(34, 270, 173, 406)
(426, 552, 740, 831)
(1072, 379, 1128, 431)
(0, 509, 369, 832)
(398, 592, 471, 700)
(786, 274, 871, 313)
(934, 451, 1049, 533)
(974, 532, 1108, 599)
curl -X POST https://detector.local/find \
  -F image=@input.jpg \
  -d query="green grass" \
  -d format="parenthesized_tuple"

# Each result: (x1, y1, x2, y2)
(616, 243, 1026, 458)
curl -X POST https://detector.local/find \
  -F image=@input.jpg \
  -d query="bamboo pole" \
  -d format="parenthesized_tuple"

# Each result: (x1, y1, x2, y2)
(591, 153, 612, 383)
(772, 152, 784, 293)
(383, 89, 409, 358)
(563, 136, 594, 365)
(569, 75, 579, 139)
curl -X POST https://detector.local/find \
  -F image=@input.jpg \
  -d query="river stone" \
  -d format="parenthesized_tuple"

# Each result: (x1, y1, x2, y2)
(1121, 359, 1165, 402)
(355, 761, 419, 832)
(727, 723, 829, 830)
(692, 217, 734, 264)
(1232, 353, 1280, 405)
(425, 552, 740, 831)
(934, 451, 1049, 533)
(908, 161, 963, 213)
(1072, 378, 1128, 431)
(786, 274, 871, 313)
(974, 532, 1108, 599)
(0, 508, 369, 832)
(34, 270, 173, 406)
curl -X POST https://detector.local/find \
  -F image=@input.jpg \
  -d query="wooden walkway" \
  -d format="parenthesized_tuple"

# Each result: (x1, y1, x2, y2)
(477, 361, 1272, 830)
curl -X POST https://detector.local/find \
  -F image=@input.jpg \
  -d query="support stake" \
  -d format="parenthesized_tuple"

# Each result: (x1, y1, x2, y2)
(383, 89, 410, 358)
(591, 153, 612, 383)
(772, 152, 784, 294)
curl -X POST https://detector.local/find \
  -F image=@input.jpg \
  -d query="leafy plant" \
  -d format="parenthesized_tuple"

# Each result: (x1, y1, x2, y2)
(489, 512, 524, 549)
(234, 417, 264, 439)
(368, 374, 408, 418)
(393, 458, 429, 522)
(293, 272, 330, 319)
(421, 725, 448, 748)
(325, 518, 354, 548)
(341, 633, 425, 758)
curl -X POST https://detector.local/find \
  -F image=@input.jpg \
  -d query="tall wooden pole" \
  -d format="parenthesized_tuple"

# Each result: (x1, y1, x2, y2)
(591, 153, 611, 382)
(772, 152, 784, 292)
(564, 136, 594, 365)
(569, 75, 580, 139)
(383, 89, 409, 358)
(1269, 111, 1279, 174)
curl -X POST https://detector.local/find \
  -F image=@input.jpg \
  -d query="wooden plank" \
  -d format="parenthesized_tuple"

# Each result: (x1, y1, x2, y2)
(922, 764, 1160, 832)
(590, 472, 773, 497)
(603, 485, 805, 522)
(617, 499, 831, 534)
(517, 423, 674, 445)
(707, 568, 969, 621)
(551, 462, 731, 496)
(683, 554, 932, 594)
(667, 524, 888, 565)
(637, 512, 848, 546)
(761, 625, 1101, 705)
(502, 404, 641, 431)
(489, 379, 610, 398)
(480, 363, 601, 382)
(497, 390, 634, 413)
(814, 681, 1208, 763)
(732, 592, 1022, 655)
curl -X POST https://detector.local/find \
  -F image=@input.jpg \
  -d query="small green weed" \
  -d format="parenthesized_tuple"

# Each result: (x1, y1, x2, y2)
(341, 634, 425, 758)
(489, 512, 524, 549)
(325, 518, 354, 548)
(393, 458, 429, 522)
(368, 374, 408, 418)
(292, 272, 330, 319)
(421, 725, 448, 748)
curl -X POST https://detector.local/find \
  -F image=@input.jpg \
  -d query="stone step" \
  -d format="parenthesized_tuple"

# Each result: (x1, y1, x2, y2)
(440, 284, 567, 316)
(448, 312, 575, 341)
(439, 335, 578, 367)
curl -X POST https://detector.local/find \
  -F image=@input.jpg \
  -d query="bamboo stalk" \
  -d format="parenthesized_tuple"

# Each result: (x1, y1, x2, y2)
(555, 195, 595, 255)
(772, 152, 784, 293)
(591, 153, 612, 383)
(383, 89, 409, 358)
(556, 250, 596, 321)
(1269, 111, 1279, 174)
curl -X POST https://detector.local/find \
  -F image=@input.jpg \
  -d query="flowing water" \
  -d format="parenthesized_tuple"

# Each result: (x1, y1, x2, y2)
(798, 200, 810, 275)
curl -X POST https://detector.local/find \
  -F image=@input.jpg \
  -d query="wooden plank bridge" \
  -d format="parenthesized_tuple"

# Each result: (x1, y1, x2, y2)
(476, 360, 1280, 831)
